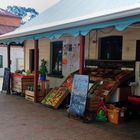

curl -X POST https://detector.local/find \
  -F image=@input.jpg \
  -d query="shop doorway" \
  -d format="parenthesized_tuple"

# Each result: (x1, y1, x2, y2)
(99, 36, 122, 60)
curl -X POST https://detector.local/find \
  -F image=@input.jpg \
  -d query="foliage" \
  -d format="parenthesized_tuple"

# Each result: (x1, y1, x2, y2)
(39, 59, 48, 76)
(6, 5, 39, 24)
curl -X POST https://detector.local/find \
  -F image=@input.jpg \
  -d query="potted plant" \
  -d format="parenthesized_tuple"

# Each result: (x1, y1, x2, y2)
(39, 59, 48, 81)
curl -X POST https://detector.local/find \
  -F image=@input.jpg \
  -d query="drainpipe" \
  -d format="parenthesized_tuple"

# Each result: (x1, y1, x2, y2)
(34, 40, 39, 102)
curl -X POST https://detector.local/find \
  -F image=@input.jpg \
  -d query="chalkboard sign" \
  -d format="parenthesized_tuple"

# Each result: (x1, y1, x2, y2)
(2, 68, 10, 93)
(69, 74, 89, 116)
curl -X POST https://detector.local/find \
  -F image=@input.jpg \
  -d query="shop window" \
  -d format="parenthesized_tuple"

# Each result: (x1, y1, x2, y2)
(29, 49, 35, 72)
(49, 41, 63, 78)
(136, 40, 140, 61)
(99, 36, 122, 60)
(0, 55, 3, 68)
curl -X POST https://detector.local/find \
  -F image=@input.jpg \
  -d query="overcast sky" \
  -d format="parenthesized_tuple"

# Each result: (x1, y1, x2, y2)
(0, 0, 60, 13)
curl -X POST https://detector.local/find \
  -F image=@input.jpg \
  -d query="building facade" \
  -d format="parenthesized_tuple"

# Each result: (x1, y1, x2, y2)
(0, 8, 24, 76)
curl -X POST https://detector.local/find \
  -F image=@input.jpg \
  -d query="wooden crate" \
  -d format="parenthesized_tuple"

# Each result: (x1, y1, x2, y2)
(25, 90, 44, 102)
(25, 90, 35, 102)
(39, 80, 50, 96)
(86, 99, 100, 111)
(25, 80, 50, 102)
(41, 87, 69, 109)
(11, 73, 34, 95)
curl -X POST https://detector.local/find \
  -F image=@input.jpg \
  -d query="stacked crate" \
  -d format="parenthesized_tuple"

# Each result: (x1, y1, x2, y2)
(25, 80, 49, 102)
(11, 73, 34, 95)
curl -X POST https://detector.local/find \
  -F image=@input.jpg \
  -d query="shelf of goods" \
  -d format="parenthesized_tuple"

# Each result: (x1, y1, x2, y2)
(87, 79, 119, 112)
(11, 73, 34, 95)
(84, 60, 135, 113)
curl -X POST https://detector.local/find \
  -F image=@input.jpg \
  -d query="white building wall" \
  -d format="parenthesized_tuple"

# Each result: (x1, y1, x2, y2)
(0, 47, 7, 76)
(0, 46, 24, 76)
(11, 47, 24, 72)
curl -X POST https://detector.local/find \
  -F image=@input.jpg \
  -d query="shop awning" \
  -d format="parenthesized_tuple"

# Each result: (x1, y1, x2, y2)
(1, 0, 140, 44)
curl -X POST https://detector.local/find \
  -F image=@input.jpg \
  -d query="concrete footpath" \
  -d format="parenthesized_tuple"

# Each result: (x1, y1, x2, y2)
(0, 77, 139, 140)
(0, 94, 139, 140)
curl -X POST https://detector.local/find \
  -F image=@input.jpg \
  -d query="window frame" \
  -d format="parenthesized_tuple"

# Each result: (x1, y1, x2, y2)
(99, 36, 123, 60)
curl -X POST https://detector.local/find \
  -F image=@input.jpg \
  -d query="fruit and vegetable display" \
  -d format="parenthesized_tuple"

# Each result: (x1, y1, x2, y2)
(86, 67, 134, 112)
(87, 68, 133, 82)
(87, 79, 119, 111)
(41, 87, 69, 109)
(61, 75, 73, 92)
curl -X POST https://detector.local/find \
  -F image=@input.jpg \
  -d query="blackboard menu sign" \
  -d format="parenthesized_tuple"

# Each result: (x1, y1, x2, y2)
(2, 68, 10, 93)
(69, 74, 89, 116)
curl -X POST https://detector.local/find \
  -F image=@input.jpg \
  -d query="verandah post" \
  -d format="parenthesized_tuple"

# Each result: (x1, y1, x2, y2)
(34, 40, 39, 102)
(7, 44, 11, 69)
(79, 35, 85, 75)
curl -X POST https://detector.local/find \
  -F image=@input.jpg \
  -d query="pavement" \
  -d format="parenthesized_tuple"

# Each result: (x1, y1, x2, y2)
(0, 94, 139, 140)
(0, 77, 140, 140)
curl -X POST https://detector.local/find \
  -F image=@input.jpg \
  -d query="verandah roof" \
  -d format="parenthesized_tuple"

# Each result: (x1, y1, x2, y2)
(1, 0, 140, 44)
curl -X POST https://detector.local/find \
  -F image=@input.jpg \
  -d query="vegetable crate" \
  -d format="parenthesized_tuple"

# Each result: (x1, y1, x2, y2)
(41, 87, 69, 109)
(25, 90, 44, 102)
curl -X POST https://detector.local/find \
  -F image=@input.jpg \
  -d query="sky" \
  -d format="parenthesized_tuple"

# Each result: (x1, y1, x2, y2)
(0, 0, 60, 13)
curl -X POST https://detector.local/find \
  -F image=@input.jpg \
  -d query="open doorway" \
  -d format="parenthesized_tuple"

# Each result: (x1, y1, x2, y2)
(99, 36, 122, 60)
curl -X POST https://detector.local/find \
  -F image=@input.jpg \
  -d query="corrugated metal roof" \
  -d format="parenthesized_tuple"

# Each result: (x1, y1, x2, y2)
(1, 0, 140, 44)
(20, 0, 140, 29)
(0, 8, 20, 18)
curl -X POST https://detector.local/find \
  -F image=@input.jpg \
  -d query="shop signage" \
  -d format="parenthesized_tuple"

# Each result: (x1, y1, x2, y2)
(2, 68, 10, 93)
(69, 74, 89, 116)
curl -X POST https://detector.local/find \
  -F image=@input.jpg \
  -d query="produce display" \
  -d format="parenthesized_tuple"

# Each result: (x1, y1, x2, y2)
(87, 68, 133, 82)
(41, 87, 69, 109)
(88, 79, 118, 96)
(41, 74, 74, 109)
(86, 67, 134, 112)
(61, 75, 73, 92)
(41, 88, 58, 105)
